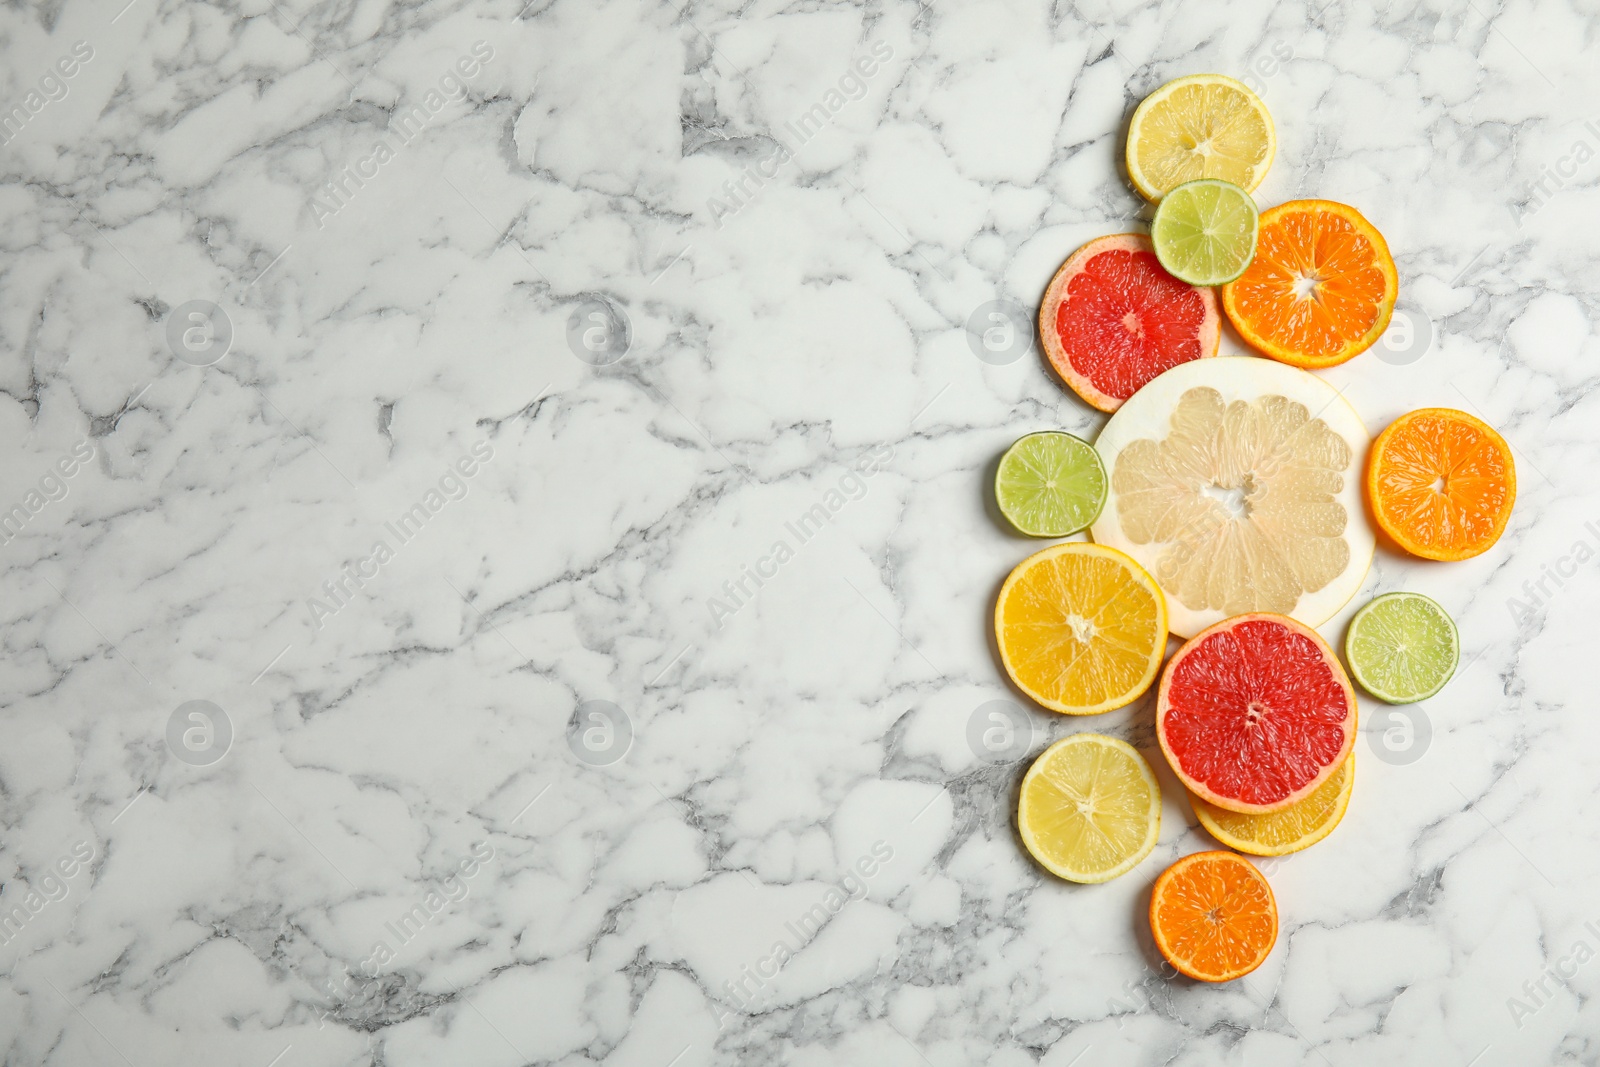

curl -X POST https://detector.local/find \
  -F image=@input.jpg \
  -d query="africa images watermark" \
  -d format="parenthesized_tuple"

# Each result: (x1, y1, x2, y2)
(1506, 916, 1600, 1029)
(705, 40, 894, 229)
(304, 438, 494, 631)
(1504, 518, 1600, 630)
(0, 40, 94, 147)
(1513, 118, 1600, 227)
(0, 841, 96, 947)
(309, 40, 495, 228)
(710, 840, 894, 1028)
(307, 840, 496, 1027)
(705, 442, 894, 630)
(0, 438, 95, 546)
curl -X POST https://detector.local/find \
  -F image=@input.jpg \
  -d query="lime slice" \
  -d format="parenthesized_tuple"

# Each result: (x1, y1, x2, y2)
(995, 432, 1106, 537)
(1151, 179, 1259, 286)
(1344, 592, 1459, 704)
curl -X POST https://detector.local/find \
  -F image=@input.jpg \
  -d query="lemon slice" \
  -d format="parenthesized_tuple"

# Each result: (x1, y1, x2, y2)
(1191, 751, 1354, 856)
(1151, 179, 1259, 286)
(1019, 734, 1162, 883)
(1090, 357, 1374, 639)
(1127, 74, 1276, 201)
(994, 543, 1168, 715)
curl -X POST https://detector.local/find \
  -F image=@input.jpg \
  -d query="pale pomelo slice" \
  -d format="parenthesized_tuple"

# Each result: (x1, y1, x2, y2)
(1090, 356, 1374, 638)
(1039, 234, 1221, 413)
(1158, 613, 1357, 815)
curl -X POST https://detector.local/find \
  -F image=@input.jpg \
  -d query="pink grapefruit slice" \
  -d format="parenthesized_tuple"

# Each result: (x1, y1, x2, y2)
(1157, 612, 1356, 815)
(1039, 234, 1221, 413)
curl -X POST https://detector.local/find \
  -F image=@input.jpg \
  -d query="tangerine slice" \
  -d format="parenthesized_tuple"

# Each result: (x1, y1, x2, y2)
(1366, 408, 1516, 561)
(1149, 851, 1278, 982)
(994, 543, 1168, 716)
(1221, 200, 1397, 368)
(1157, 613, 1356, 814)
(1039, 234, 1220, 413)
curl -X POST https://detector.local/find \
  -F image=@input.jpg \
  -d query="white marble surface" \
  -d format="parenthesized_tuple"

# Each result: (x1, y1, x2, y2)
(1, 0, 1597, 1063)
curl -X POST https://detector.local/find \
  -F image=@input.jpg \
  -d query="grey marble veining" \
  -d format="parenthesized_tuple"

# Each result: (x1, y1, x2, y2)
(1, 0, 1597, 1064)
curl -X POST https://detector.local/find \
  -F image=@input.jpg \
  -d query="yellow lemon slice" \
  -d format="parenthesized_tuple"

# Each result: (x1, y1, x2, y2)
(1127, 74, 1276, 201)
(1019, 734, 1162, 883)
(1190, 751, 1355, 856)
(994, 543, 1168, 715)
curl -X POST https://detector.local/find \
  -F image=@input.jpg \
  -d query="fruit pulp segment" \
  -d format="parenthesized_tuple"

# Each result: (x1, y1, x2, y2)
(1164, 620, 1351, 807)
(1155, 855, 1275, 974)
(1374, 415, 1512, 551)
(1056, 249, 1210, 402)
(1000, 552, 1162, 708)
(1136, 83, 1273, 192)
(1228, 207, 1389, 354)
(1023, 742, 1155, 870)
(1112, 386, 1352, 616)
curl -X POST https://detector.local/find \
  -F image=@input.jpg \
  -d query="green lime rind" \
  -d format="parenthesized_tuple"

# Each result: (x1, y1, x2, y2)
(1344, 591, 1459, 704)
(1151, 178, 1260, 286)
(995, 431, 1107, 537)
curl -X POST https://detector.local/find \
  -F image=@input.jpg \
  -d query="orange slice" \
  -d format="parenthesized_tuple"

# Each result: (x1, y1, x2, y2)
(1221, 200, 1398, 369)
(1366, 408, 1516, 561)
(1149, 851, 1278, 982)
(994, 543, 1168, 715)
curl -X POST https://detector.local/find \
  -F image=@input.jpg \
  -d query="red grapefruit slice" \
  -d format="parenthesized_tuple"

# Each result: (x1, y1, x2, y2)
(1039, 234, 1221, 413)
(1157, 613, 1356, 815)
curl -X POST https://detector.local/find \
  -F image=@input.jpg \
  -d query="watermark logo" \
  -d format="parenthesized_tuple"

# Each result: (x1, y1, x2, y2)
(166, 700, 233, 767)
(964, 300, 1033, 366)
(1374, 303, 1434, 366)
(565, 298, 631, 366)
(567, 700, 632, 767)
(1507, 918, 1600, 1029)
(1365, 705, 1430, 766)
(965, 699, 1040, 764)
(1513, 118, 1600, 227)
(165, 300, 234, 366)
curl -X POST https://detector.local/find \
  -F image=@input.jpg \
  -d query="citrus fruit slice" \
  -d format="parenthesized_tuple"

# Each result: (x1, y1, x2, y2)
(1038, 234, 1221, 413)
(1191, 751, 1353, 856)
(1126, 74, 1276, 201)
(1345, 592, 1459, 702)
(1091, 356, 1374, 638)
(1151, 179, 1259, 286)
(1149, 851, 1277, 982)
(994, 543, 1167, 715)
(1221, 199, 1398, 369)
(1018, 734, 1161, 883)
(1366, 408, 1516, 561)
(1158, 613, 1357, 814)
(995, 432, 1107, 537)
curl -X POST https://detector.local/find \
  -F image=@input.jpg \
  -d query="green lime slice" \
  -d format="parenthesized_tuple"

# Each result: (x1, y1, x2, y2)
(1345, 592, 1459, 704)
(995, 432, 1106, 537)
(1150, 178, 1260, 286)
